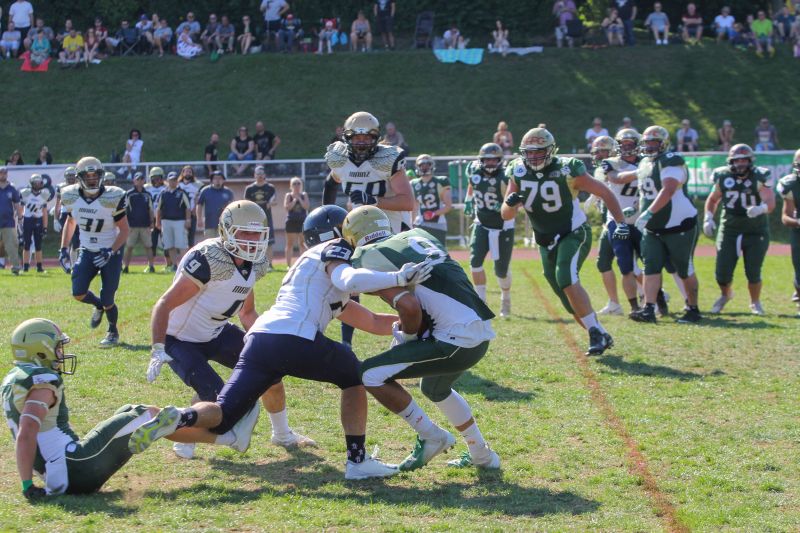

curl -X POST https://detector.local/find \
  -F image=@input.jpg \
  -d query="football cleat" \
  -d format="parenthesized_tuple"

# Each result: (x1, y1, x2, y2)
(710, 293, 733, 314)
(271, 430, 317, 449)
(749, 302, 765, 316)
(791, 290, 798, 303)
(500, 295, 511, 318)
(173, 441, 196, 459)
(99, 332, 119, 347)
(677, 308, 702, 324)
(144, 265, 156, 273)
(598, 301, 623, 316)
(586, 327, 613, 356)
(447, 447, 501, 469)
(345, 452, 399, 480)
(398, 428, 456, 471)
(90, 307, 104, 329)
(629, 306, 657, 323)
(656, 290, 670, 317)
(229, 403, 261, 453)
(128, 406, 180, 454)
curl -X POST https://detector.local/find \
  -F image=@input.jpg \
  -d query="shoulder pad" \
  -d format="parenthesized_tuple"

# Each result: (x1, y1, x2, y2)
(253, 257, 271, 281)
(99, 186, 126, 209)
(60, 184, 81, 206)
(465, 160, 478, 174)
(199, 240, 236, 282)
(435, 176, 451, 187)
(660, 152, 685, 166)
(325, 141, 350, 169)
(27, 366, 62, 387)
(779, 174, 797, 186)
(372, 144, 404, 174)
(320, 238, 354, 263)
(710, 166, 729, 182)
(507, 158, 527, 179)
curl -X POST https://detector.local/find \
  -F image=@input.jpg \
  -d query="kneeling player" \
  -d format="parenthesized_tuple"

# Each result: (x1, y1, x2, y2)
(146, 200, 314, 459)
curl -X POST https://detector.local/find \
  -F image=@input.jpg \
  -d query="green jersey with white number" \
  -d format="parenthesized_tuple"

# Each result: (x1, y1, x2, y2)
(465, 161, 508, 229)
(506, 156, 587, 245)
(711, 166, 772, 234)
(778, 173, 800, 219)
(636, 152, 697, 231)
(410, 175, 450, 231)
(352, 228, 495, 347)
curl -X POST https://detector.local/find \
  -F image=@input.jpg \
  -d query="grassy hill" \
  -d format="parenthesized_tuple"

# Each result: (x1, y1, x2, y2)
(2, 43, 800, 163)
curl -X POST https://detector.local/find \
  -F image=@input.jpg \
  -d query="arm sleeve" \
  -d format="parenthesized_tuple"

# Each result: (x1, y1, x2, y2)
(329, 263, 401, 293)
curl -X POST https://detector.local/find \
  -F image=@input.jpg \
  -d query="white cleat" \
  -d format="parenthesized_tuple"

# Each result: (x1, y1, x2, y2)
(345, 450, 399, 480)
(447, 446, 501, 469)
(598, 300, 624, 316)
(271, 430, 317, 449)
(749, 302, 766, 316)
(173, 441, 196, 459)
(229, 403, 261, 453)
(500, 296, 511, 318)
(710, 293, 733, 314)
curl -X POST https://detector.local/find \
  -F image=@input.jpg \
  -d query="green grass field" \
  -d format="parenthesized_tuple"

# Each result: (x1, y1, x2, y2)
(0, 254, 798, 532)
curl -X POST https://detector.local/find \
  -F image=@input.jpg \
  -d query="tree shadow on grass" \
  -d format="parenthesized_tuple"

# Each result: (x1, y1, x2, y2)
(511, 314, 565, 325)
(695, 316, 784, 330)
(38, 490, 137, 518)
(596, 355, 725, 380)
(146, 451, 599, 518)
(118, 342, 150, 351)
(455, 371, 535, 402)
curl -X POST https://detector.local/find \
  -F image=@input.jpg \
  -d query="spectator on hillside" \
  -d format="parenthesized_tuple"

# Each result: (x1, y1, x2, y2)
(122, 173, 154, 274)
(283, 177, 309, 267)
(374, 0, 396, 50)
(260, 0, 289, 50)
(602, 8, 625, 46)
(350, 10, 372, 52)
(278, 13, 302, 52)
(196, 171, 234, 239)
(56, 18, 73, 49)
(585, 118, 609, 150)
(617, 116, 637, 133)
(316, 18, 337, 54)
(752, 10, 775, 57)
(443, 23, 466, 49)
(8, 0, 33, 37)
(681, 3, 703, 44)
(92, 18, 108, 56)
(491, 20, 510, 55)
(0, 22, 22, 58)
(742, 14, 757, 47)
(23, 18, 52, 51)
(176, 12, 201, 41)
(217, 15, 236, 53)
(676, 119, 699, 152)
(553, 0, 577, 48)
(238, 15, 259, 54)
(58, 27, 83, 64)
(754, 118, 778, 151)
(176, 24, 202, 59)
(791, 17, 800, 57)
(119, 129, 143, 178)
(155, 172, 191, 269)
(381, 122, 409, 155)
(717, 119, 735, 151)
(244, 166, 277, 265)
(204, 132, 220, 175)
(107, 20, 139, 55)
(645, 2, 670, 45)
(34, 146, 51, 166)
(493, 121, 514, 155)
(200, 13, 220, 52)
(29, 28, 50, 66)
(254, 121, 281, 160)
(775, 6, 795, 43)
(615, 0, 637, 45)
(228, 126, 255, 175)
(83, 28, 102, 65)
(6, 150, 23, 166)
(135, 14, 153, 52)
(713, 7, 735, 43)
(153, 18, 173, 57)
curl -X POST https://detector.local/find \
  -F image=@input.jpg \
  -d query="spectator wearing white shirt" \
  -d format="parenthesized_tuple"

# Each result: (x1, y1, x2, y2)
(443, 23, 465, 49)
(8, 0, 33, 36)
(118, 129, 143, 178)
(676, 119, 699, 152)
(585, 118, 609, 151)
(260, 0, 289, 51)
(714, 6, 736, 42)
(644, 2, 670, 45)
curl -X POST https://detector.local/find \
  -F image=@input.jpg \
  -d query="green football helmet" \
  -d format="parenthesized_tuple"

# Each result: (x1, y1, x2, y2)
(590, 135, 618, 163)
(478, 142, 504, 172)
(11, 318, 76, 375)
(76, 156, 104, 194)
(615, 128, 641, 158)
(342, 205, 393, 247)
(415, 154, 434, 177)
(727, 144, 755, 176)
(640, 126, 670, 158)
(519, 128, 557, 171)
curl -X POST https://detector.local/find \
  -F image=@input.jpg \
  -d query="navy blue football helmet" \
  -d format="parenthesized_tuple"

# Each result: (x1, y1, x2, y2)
(303, 205, 349, 247)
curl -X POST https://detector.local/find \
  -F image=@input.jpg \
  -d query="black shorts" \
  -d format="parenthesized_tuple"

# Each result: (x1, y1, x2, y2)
(376, 15, 394, 34)
(285, 218, 304, 234)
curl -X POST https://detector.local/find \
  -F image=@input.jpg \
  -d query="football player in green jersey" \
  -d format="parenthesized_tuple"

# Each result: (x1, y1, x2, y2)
(618, 126, 702, 324)
(464, 142, 514, 316)
(343, 206, 500, 470)
(777, 148, 800, 314)
(703, 144, 775, 315)
(1, 318, 184, 500)
(501, 128, 629, 356)
(410, 154, 452, 248)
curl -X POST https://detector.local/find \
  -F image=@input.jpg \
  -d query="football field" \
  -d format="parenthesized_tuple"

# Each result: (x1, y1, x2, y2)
(0, 255, 797, 532)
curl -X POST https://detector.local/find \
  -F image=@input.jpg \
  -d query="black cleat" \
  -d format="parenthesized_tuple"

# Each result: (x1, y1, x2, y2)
(629, 306, 657, 323)
(122, 266, 129, 274)
(676, 307, 702, 324)
(586, 327, 613, 356)
(656, 289, 669, 317)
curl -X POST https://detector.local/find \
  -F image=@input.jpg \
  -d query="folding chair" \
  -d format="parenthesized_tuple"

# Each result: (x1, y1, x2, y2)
(414, 11, 435, 49)
(119, 38, 138, 56)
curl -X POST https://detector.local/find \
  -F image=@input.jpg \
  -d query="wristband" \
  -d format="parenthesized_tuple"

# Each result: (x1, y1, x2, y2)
(22, 479, 33, 492)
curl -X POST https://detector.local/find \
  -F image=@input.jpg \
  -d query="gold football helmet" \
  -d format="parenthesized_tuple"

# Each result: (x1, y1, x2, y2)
(615, 128, 641, 158)
(63, 166, 78, 184)
(76, 156, 104, 194)
(519, 128, 557, 171)
(640, 126, 670, 158)
(415, 154, 434, 177)
(343, 111, 381, 163)
(342, 205, 392, 247)
(11, 318, 76, 375)
(590, 135, 618, 163)
(727, 144, 755, 176)
(218, 200, 270, 262)
(478, 142, 504, 172)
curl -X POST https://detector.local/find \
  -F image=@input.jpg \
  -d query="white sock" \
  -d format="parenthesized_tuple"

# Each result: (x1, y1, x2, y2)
(269, 408, 291, 437)
(672, 273, 688, 301)
(580, 312, 607, 334)
(214, 432, 235, 446)
(434, 390, 472, 427)
(460, 421, 489, 459)
(398, 399, 438, 439)
(475, 285, 487, 301)
(501, 290, 511, 303)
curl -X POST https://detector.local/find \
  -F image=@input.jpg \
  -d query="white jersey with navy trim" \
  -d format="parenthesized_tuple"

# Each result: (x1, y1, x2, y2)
(167, 238, 270, 343)
(60, 184, 126, 251)
(598, 156, 640, 225)
(249, 242, 350, 341)
(20, 188, 51, 219)
(145, 184, 165, 211)
(180, 181, 201, 210)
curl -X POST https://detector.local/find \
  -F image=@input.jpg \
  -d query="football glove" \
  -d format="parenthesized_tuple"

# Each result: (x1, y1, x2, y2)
(391, 321, 418, 345)
(146, 343, 173, 383)
(423, 210, 436, 222)
(634, 209, 653, 232)
(92, 248, 114, 268)
(702, 211, 716, 238)
(395, 258, 435, 287)
(746, 203, 768, 218)
(53, 218, 62, 233)
(41, 226, 47, 238)
(505, 192, 523, 207)
(463, 198, 474, 217)
(23, 483, 46, 502)
(612, 222, 630, 240)
(58, 247, 72, 274)
(349, 190, 377, 206)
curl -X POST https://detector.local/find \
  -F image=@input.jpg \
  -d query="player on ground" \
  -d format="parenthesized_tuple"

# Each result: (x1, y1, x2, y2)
(620, 126, 702, 324)
(343, 206, 499, 469)
(53, 167, 79, 269)
(20, 174, 51, 273)
(501, 128, 629, 355)
(703, 144, 775, 315)
(1, 318, 190, 499)
(464, 142, 514, 316)
(146, 200, 314, 459)
(777, 148, 800, 315)
(59, 156, 129, 346)
(410, 154, 452, 248)
(129, 205, 433, 480)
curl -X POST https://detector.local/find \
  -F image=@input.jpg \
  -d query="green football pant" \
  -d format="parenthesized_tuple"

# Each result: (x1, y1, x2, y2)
(792, 229, 800, 288)
(641, 225, 698, 278)
(361, 338, 489, 402)
(65, 404, 152, 494)
(715, 229, 769, 285)
(540, 224, 592, 314)
(469, 224, 514, 278)
(596, 227, 614, 273)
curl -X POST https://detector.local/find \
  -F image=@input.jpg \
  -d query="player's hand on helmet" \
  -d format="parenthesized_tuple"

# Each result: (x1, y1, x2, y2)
(702, 211, 716, 237)
(746, 203, 768, 218)
(612, 222, 630, 240)
(58, 247, 72, 274)
(622, 206, 637, 219)
(22, 483, 46, 502)
(395, 259, 434, 287)
(146, 343, 173, 383)
(504, 192, 523, 207)
(634, 210, 653, 232)
(349, 190, 377, 206)
(92, 248, 113, 268)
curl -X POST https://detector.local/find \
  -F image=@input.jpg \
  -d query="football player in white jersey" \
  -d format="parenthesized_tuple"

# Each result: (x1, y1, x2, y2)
(53, 167, 80, 265)
(144, 167, 166, 272)
(59, 157, 130, 347)
(129, 205, 434, 480)
(146, 200, 314, 459)
(19, 173, 52, 273)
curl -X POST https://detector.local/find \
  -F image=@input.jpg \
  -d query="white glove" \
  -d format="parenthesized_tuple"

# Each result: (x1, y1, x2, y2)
(146, 343, 173, 383)
(703, 211, 716, 238)
(394, 258, 435, 287)
(746, 203, 768, 218)
(53, 217, 62, 233)
(391, 321, 418, 345)
(634, 209, 653, 233)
